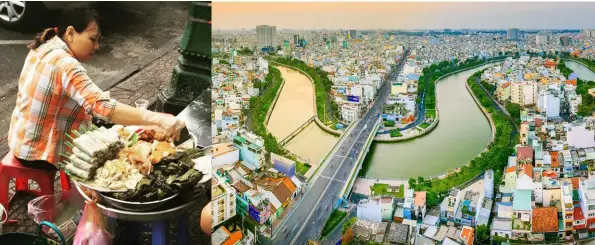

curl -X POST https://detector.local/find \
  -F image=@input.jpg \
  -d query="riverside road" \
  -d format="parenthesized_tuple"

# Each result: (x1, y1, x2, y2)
(261, 50, 409, 245)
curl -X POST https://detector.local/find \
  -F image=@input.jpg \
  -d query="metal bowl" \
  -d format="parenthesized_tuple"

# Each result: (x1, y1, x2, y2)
(98, 192, 179, 212)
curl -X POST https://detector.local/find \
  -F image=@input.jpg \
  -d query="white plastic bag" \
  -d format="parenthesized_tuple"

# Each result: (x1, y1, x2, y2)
(27, 190, 80, 240)
(0, 203, 7, 235)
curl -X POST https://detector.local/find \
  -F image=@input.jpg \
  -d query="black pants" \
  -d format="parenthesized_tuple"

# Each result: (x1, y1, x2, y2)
(16, 157, 57, 171)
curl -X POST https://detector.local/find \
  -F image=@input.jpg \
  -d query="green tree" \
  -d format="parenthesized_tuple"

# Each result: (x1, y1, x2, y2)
(408, 177, 417, 189)
(475, 224, 490, 242)
(343, 217, 357, 234)
(417, 176, 426, 187)
(238, 47, 253, 55)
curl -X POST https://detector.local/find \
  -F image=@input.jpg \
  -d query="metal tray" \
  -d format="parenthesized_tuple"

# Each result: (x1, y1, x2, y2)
(97, 192, 179, 212)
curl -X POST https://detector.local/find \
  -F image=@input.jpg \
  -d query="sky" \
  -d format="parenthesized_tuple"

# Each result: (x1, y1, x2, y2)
(213, 2, 595, 30)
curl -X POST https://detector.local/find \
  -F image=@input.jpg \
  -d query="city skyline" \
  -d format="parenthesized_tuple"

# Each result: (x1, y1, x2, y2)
(213, 2, 595, 30)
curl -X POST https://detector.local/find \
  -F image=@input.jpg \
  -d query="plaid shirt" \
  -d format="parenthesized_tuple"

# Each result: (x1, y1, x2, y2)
(8, 36, 116, 165)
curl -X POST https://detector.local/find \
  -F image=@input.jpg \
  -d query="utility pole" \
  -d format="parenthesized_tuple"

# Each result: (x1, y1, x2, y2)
(158, 1, 212, 115)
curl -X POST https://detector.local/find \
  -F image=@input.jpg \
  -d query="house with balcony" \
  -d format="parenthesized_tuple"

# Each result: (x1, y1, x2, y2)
(561, 180, 575, 237)
(517, 146, 534, 165)
(212, 173, 238, 227)
(512, 189, 533, 239)
(440, 188, 461, 222)
(575, 207, 588, 239)
(238, 189, 272, 225)
(501, 166, 517, 194)
(381, 197, 395, 221)
(578, 178, 595, 237)
(454, 190, 483, 226)
(402, 190, 415, 220)
(516, 164, 534, 190)
(233, 130, 265, 171)
(358, 198, 382, 222)
(414, 191, 428, 220)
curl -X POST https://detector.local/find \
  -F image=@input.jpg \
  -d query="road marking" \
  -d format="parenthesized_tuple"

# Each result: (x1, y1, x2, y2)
(332, 179, 347, 184)
(291, 117, 369, 245)
(0, 40, 32, 45)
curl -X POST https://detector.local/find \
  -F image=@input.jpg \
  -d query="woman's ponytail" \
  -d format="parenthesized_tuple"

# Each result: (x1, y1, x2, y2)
(28, 27, 61, 50)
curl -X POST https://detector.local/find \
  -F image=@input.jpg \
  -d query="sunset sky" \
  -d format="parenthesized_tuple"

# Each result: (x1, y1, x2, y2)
(213, 2, 595, 30)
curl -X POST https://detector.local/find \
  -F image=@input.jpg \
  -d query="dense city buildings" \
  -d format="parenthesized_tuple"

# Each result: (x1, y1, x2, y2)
(212, 24, 595, 244)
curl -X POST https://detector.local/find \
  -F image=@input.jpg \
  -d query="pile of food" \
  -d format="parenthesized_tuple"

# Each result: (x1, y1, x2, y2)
(109, 148, 204, 202)
(61, 125, 125, 180)
(61, 124, 206, 204)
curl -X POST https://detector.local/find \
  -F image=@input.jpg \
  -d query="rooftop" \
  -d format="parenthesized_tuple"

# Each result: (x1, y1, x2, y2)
(513, 189, 532, 211)
(460, 226, 474, 245)
(387, 222, 409, 244)
(532, 207, 558, 233)
(517, 146, 534, 162)
(415, 191, 427, 206)
(492, 219, 512, 231)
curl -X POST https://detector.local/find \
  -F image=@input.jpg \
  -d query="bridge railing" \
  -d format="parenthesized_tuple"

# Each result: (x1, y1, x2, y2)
(279, 116, 316, 145)
(341, 114, 383, 197)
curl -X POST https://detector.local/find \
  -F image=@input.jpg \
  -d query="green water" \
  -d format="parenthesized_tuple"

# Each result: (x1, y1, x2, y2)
(362, 64, 496, 178)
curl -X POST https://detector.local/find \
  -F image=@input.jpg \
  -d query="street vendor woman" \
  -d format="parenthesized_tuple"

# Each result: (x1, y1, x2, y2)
(7, 5, 184, 172)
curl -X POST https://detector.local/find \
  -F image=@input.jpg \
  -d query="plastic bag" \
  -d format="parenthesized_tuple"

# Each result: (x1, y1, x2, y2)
(73, 200, 113, 245)
(27, 190, 80, 240)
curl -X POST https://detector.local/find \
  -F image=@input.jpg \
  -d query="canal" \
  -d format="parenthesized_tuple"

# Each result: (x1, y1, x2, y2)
(362, 64, 497, 179)
(266, 60, 595, 178)
(267, 66, 338, 165)
(565, 60, 595, 81)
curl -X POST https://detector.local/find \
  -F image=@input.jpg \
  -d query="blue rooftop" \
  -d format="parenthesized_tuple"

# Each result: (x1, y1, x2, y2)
(513, 189, 532, 211)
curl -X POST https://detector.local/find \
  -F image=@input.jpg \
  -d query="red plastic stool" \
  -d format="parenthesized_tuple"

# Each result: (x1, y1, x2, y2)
(0, 154, 71, 224)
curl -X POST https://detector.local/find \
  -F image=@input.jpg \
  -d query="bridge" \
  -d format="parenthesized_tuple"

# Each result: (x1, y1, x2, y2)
(279, 116, 316, 145)
(261, 49, 410, 245)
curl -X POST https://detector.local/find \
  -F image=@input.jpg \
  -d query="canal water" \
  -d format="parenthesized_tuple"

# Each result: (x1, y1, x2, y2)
(267, 66, 338, 164)
(565, 60, 595, 81)
(362, 64, 496, 179)
(267, 60, 595, 178)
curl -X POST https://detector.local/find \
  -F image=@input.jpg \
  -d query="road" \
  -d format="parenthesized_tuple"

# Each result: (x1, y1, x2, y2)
(261, 50, 410, 244)
(473, 76, 519, 146)
(0, 2, 187, 155)
(319, 206, 357, 245)
(399, 73, 428, 130)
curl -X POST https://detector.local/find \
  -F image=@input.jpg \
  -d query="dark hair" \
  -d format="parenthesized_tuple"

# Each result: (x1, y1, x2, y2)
(28, 4, 99, 50)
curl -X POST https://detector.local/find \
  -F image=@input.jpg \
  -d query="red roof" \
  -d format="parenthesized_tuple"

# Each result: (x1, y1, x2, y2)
(521, 164, 533, 178)
(506, 166, 517, 173)
(574, 207, 587, 230)
(575, 207, 586, 220)
(535, 118, 543, 127)
(460, 226, 474, 245)
(282, 177, 297, 193)
(532, 207, 559, 232)
(502, 82, 511, 88)
(550, 151, 559, 167)
(572, 178, 580, 190)
(517, 147, 534, 163)
(222, 230, 243, 245)
(542, 169, 558, 178)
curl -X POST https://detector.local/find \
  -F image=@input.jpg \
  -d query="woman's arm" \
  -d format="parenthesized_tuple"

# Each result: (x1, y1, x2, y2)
(60, 61, 184, 140)
(112, 102, 184, 141)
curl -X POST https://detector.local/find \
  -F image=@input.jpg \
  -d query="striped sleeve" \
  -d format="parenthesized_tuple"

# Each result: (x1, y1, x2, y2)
(60, 59, 116, 122)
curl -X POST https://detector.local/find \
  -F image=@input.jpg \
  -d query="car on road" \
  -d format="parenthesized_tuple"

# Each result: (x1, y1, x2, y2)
(0, 1, 91, 31)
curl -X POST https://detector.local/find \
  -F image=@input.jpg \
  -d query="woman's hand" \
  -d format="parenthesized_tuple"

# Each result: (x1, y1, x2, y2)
(142, 111, 185, 141)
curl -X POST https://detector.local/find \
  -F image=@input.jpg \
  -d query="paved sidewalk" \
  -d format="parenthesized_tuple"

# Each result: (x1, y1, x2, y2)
(2, 41, 210, 244)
